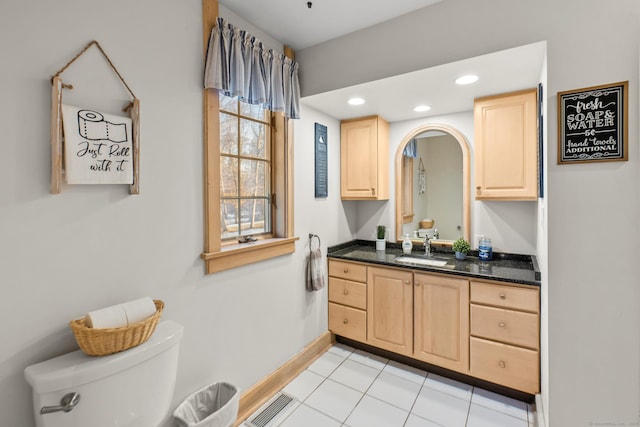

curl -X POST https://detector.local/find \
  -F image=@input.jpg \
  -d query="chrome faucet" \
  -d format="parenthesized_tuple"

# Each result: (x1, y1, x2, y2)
(424, 235, 431, 257)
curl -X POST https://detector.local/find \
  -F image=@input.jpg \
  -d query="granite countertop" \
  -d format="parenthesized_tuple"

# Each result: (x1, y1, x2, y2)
(327, 240, 541, 287)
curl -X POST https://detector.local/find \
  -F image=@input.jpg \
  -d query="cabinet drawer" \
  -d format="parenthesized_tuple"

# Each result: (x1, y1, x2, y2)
(470, 337, 539, 394)
(471, 282, 539, 313)
(329, 278, 366, 309)
(329, 260, 367, 282)
(471, 304, 539, 350)
(329, 302, 366, 342)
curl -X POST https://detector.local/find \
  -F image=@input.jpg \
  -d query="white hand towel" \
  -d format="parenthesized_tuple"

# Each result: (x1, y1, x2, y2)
(85, 304, 128, 329)
(122, 297, 157, 325)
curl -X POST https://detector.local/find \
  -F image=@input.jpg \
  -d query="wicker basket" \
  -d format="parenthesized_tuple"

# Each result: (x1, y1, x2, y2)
(419, 219, 434, 229)
(69, 300, 164, 356)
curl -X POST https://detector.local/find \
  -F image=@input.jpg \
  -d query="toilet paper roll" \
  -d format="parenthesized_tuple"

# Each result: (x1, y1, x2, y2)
(122, 297, 157, 325)
(85, 304, 128, 329)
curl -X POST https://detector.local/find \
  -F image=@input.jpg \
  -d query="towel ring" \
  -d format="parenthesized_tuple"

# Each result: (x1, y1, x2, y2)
(308, 233, 321, 251)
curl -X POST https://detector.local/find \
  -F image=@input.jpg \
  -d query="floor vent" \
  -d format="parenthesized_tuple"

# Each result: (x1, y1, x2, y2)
(245, 392, 296, 427)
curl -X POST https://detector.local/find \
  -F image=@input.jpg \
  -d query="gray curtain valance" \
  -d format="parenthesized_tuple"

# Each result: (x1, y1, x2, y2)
(204, 17, 301, 119)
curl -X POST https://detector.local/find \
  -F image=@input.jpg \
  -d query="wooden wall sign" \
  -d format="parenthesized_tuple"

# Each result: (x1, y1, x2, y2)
(557, 81, 627, 164)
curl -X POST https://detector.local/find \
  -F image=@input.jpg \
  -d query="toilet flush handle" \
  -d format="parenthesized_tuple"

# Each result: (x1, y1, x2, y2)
(40, 392, 81, 415)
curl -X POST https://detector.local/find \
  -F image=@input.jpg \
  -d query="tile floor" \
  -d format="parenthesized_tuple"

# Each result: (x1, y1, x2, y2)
(244, 343, 536, 427)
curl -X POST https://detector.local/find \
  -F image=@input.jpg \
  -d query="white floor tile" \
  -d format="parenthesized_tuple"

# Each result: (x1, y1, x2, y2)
(304, 379, 363, 423)
(423, 372, 473, 401)
(307, 351, 346, 377)
(411, 386, 471, 427)
(329, 358, 381, 392)
(277, 403, 341, 427)
(366, 371, 422, 411)
(404, 413, 443, 427)
(327, 343, 355, 358)
(471, 388, 528, 421)
(282, 369, 325, 402)
(382, 359, 427, 385)
(467, 403, 529, 427)
(344, 395, 409, 427)
(348, 349, 388, 370)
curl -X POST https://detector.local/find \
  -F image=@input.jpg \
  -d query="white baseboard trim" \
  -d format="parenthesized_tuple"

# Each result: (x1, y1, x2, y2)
(534, 393, 547, 427)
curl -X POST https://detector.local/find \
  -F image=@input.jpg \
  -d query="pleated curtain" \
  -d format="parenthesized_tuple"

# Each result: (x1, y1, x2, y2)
(204, 17, 301, 119)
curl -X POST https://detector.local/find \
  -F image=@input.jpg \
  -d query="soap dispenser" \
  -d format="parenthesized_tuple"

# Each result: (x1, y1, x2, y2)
(402, 234, 413, 254)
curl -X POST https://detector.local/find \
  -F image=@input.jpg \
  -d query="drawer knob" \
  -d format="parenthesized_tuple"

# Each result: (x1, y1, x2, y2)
(415, 282, 420, 287)
(405, 280, 410, 285)
(343, 290, 349, 295)
(344, 268, 349, 273)
(499, 360, 506, 368)
(343, 319, 349, 324)
(499, 322, 505, 328)
(499, 293, 506, 299)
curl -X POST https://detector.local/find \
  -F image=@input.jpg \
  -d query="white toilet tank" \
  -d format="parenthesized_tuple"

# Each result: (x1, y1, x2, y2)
(25, 320, 183, 427)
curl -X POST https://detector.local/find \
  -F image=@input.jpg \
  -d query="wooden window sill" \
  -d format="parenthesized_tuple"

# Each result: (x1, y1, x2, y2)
(201, 237, 299, 274)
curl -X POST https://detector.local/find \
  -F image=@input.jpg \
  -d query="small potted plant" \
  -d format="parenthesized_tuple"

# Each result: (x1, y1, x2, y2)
(376, 225, 386, 251)
(452, 237, 471, 260)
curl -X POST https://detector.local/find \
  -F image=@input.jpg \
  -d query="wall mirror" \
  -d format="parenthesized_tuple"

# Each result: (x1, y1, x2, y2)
(395, 124, 470, 244)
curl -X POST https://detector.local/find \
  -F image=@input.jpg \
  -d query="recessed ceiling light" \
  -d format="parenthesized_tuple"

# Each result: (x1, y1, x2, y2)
(455, 74, 479, 85)
(348, 97, 365, 106)
(414, 105, 431, 112)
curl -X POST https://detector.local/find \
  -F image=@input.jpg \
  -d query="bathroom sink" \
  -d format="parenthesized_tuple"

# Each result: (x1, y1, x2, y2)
(394, 256, 448, 267)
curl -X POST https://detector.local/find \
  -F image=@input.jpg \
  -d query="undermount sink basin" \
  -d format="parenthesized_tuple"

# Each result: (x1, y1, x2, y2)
(394, 256, 448, 267)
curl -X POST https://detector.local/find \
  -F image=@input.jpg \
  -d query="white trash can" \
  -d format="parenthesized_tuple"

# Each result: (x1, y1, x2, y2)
(173, 382, 239, 427)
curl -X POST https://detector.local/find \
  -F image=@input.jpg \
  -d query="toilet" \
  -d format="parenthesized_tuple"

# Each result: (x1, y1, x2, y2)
(24, 320, 183, 427)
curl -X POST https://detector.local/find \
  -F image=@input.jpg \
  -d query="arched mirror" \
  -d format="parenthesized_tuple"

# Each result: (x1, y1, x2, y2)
(395, 124, 471, 244)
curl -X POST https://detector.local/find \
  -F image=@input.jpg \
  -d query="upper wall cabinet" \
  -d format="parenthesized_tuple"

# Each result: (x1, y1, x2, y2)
(340, 115, 389, 200)
(474, 89, 538, 201)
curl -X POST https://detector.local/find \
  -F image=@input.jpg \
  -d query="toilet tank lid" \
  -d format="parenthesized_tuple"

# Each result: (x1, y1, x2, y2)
(25, 320, 183, 394)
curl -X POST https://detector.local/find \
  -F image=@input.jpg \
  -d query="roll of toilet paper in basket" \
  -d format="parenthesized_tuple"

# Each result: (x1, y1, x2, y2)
(122, 297, 157, 324)
(85, 304, 128, 329)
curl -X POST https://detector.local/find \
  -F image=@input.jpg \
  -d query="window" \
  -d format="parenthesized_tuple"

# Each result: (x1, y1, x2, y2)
(201, 90, 296, 274)
(219, 94, 272, 241)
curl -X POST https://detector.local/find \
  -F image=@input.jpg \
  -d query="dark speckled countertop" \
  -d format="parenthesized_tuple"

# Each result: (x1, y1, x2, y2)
(327, 240, 540, 287)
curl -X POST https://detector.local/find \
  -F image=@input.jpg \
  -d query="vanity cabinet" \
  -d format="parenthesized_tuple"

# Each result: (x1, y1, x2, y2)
(470, 280, 540, 393)
(474, 88, 538, 200)
(367, 266, 413, 355)
(340, 115, 389, 200)
(328, 260, 368, 342)
(414, 273, 469, 373)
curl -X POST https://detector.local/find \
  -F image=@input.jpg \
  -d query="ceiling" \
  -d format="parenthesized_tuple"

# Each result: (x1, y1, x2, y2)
(219, 0, 546, 123)
(219, 0, 442, 51)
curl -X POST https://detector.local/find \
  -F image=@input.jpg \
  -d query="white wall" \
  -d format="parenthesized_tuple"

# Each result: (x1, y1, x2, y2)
(299, 1, 640, 426)
(0, 2, 354, 426)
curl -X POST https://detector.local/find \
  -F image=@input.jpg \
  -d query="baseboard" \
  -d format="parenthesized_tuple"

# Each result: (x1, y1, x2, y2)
(234, 331, 334, 426)
(534, 393, 546, 427)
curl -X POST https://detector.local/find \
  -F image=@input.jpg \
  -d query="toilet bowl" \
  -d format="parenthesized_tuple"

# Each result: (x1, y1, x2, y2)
(25, 320, 183, 427)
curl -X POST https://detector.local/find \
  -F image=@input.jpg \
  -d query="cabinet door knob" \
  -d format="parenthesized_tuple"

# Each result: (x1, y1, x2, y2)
(499, 360, 506, 368)
(499, 293, 506, 299)
(344, 268, 349, 273)
(405, 280, 410, 285)
(343, 290, 349, 295)
(499, 322, 506, 328)
(371, 188, 376, 195)
(415, 282, 420, 287)
(476, 185, 481, 192)
(343, 319, 349, 324)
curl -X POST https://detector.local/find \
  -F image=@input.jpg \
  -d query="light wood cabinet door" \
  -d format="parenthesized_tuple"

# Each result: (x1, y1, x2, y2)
(340, 116, 389, 200)
(474, 88, 538, 200)
(329, 302, 367, 342)
(414, 273, 470, 373)
(367, 267, 413, 355)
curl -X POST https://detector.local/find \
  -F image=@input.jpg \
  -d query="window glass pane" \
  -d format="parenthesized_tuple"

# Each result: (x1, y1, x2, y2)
(220, 156, 238, 197)
(221, 200, 239, 239)
(219, 93, 238, 113)
(220, 113, 238, 155)
(239, 199, 268, 236)
(240, 159, 268, 197)
(240, 101, 267, 121)
(240, 119, 268, 159)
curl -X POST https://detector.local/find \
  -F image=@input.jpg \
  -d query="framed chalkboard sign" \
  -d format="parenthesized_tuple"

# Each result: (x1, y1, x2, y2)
(314, 123, 328, 198)
(557, 81, 628, 164)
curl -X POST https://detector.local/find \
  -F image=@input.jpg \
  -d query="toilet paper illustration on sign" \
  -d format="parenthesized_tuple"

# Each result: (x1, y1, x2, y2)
(61, 104, 133, 185)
